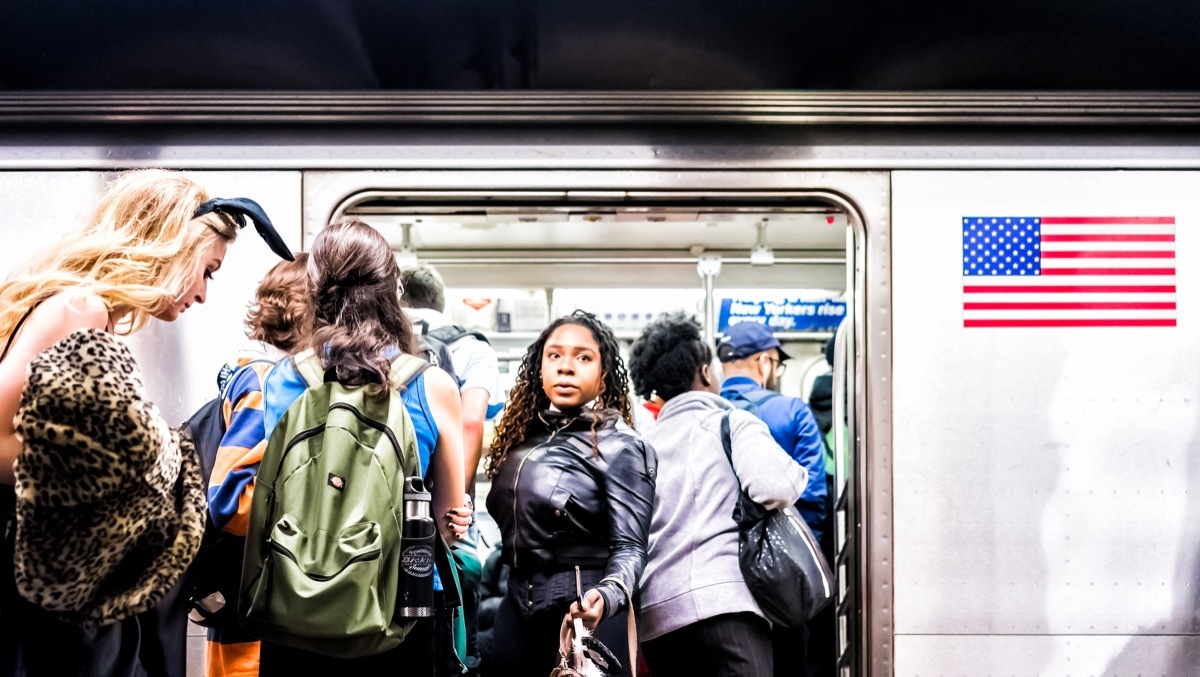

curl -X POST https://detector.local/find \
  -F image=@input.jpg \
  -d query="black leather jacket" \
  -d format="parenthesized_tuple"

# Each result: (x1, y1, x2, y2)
(486, 408, 657, 621)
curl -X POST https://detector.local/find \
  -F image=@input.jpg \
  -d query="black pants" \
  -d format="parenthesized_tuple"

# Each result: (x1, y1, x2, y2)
(802, 475, 838, 677)
(133, 578, 188, 677)
(259, 617, 434, 676)
(641, 612, 773, 677)
(802, 601, 837, 677)
(1, 557, 190, 677)
(486, 591, 633, 677)
(771, 622, 808, 677)
(1, 488, 147, 677)
(0, 605, 144, 677)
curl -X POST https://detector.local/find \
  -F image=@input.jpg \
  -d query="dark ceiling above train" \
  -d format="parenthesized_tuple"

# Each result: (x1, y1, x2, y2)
(3, 0, 1199, 90)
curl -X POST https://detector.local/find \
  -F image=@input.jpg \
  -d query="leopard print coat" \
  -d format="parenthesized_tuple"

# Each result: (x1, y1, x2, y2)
(12, 329, 205, 627)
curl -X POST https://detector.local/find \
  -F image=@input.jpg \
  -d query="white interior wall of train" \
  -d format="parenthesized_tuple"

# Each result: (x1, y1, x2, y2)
(6, 96, 1200, 675)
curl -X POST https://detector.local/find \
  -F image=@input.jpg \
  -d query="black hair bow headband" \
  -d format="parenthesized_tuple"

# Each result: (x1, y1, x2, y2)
(193, 197, 294, 261)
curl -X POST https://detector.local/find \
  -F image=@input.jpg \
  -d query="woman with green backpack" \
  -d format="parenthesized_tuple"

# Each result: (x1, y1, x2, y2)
(250, 219, 472, 674)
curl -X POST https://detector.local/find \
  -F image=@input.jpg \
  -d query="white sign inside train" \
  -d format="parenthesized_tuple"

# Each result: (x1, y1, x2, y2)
(719, 298, 846, 332)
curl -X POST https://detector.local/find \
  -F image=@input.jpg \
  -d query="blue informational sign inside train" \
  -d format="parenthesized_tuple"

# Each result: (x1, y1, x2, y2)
(717, 298, 846, 332)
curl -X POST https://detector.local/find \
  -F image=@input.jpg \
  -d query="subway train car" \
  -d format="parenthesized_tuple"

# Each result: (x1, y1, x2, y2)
(2, 93, 1200, 675)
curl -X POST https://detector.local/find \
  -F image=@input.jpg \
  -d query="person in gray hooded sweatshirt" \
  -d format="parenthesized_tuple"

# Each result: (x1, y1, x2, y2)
(627, 314, 807, 677)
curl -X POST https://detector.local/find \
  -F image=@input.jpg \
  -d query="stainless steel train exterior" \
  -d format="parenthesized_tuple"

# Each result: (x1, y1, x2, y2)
(3, 93, 1200, 675)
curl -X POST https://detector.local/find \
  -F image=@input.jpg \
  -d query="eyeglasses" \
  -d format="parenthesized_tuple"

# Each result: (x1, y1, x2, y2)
(765, 357, 787, 375)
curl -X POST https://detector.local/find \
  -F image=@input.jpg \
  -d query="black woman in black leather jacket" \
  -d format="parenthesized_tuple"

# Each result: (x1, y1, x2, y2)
(484, 310, 656, 677)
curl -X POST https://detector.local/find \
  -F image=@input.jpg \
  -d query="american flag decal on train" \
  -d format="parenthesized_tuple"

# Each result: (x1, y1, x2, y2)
(962, 216, 1176, 328)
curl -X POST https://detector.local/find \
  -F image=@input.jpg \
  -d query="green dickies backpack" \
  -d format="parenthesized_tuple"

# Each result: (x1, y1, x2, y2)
(240, 350, 430, 659)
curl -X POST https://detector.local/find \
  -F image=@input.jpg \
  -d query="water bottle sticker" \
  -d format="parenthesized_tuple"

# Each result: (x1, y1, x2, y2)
(401, 545, 435, 576)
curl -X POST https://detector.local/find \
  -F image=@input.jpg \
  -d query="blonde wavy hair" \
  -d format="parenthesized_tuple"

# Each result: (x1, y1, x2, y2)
(0, 169, 239, 339)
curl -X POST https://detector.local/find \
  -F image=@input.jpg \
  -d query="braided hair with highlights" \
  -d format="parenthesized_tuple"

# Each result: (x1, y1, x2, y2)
(486, 310, 633, 479)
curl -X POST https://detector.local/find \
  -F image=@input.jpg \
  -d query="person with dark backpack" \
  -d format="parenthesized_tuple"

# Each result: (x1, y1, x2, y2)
(183, 253, 311, 677)
(399, 264, 500, 674)
(415, 323, 460, 384)
(249, 220, 472, 675)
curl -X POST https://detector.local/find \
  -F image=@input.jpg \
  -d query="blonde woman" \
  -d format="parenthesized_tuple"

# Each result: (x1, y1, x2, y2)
(0, 170, 289, 676)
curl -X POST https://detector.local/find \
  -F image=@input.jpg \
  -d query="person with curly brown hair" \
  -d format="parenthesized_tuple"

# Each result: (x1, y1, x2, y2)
(202, 252, 311, 677)
(483, 310, 656, 677)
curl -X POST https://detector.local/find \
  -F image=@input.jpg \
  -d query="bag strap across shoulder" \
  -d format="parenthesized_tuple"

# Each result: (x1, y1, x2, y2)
(720, 411, 737, 477)
(0, 304, 40, 364)
(388, 353, 431, 390)
(291, 348, 324, 388)
(720, 410, 763, 528)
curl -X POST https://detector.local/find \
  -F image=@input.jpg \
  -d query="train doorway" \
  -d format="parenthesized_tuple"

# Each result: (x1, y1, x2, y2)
(313, 173, 890, 676)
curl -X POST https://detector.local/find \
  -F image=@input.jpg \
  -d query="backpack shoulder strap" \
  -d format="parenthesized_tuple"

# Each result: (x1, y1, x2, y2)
(388, 353, 432, 390)
(217, 358, 273, 401)
(722, 389, 757, 413)
(741, 388, 782, 406)
(292, 348, 324, 388)
(427, 324, 490, 346)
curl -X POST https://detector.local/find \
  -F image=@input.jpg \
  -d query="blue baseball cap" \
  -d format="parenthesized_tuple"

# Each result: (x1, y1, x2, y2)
(716, 322, 792, 362)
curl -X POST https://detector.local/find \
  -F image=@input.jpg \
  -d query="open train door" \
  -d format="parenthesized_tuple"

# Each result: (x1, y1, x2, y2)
(308, 170, 893, 675)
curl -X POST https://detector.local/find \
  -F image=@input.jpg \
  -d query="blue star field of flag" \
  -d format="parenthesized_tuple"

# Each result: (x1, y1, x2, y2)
(963, 217, 1042, 276)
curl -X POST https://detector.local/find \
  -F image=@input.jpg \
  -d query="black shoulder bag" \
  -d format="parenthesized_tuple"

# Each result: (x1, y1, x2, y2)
(719, 411, 836, 627)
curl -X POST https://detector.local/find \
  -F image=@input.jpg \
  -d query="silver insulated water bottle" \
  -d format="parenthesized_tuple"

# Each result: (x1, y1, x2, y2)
(398, 476, 436, 618)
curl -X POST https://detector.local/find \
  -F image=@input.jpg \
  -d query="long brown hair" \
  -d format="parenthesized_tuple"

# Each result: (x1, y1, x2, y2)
(307, 219, 415, 387)
(486, 310, 633, 479)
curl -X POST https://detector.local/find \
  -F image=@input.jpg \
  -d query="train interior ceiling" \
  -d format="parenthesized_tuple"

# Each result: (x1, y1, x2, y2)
(345, 199, 851, 517)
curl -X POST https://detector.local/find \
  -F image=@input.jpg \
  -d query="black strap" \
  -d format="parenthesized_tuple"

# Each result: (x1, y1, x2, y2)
(433, 535, 463, 609)
(0, 305, 39, 364)
(719, 411, 738, 479)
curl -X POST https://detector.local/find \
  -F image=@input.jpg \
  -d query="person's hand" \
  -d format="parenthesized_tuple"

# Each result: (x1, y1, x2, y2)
(567, 588, 605, 630)
(445, 503, 472, 540)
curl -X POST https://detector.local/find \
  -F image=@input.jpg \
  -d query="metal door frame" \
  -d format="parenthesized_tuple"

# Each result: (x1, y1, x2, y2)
(306, 169, 895, 675)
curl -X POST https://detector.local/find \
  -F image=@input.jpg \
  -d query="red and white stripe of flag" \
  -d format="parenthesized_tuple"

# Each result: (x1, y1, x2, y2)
(963, 217, 1176, 328)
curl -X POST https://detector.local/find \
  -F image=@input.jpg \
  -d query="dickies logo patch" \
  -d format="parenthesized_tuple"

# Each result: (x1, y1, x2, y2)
(328, 473, 346, 491)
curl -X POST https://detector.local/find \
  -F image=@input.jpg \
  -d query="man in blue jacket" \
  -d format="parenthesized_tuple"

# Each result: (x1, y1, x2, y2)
(718, 321, 828, 541)
(718, 321, 832, 676)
